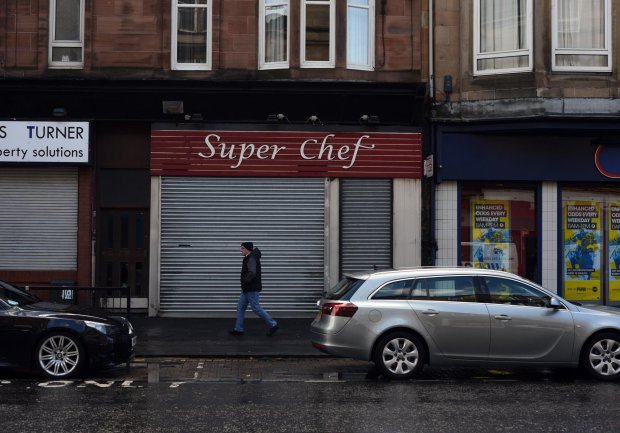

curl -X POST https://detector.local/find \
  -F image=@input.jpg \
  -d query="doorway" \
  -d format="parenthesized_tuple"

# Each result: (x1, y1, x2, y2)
(97, 209, 149, 308)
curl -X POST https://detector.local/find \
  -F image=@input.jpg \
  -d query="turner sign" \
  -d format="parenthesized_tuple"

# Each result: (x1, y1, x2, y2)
(151, 128, 422, 178)
(0, 121, 90, 163)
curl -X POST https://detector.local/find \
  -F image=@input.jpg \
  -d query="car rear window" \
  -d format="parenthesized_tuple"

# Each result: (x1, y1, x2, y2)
(324, 277, 365, 300)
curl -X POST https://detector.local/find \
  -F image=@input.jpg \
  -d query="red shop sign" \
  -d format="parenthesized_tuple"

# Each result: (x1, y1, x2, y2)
(151, 129, 422, 178)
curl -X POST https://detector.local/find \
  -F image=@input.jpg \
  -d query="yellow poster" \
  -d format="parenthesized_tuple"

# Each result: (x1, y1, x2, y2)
(471, 200, 513, 272)
(609, 204, 620, 302)
(564, 201, 601, 302)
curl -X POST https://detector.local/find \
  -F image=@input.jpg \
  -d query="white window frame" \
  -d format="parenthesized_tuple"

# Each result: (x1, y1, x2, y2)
(48, 0, 84, 69)
(301, 0, 335, 68)
(171, 0, 212, 71)
(346, 0, 375, 71)
(259, 0, 290, 70)
(551, 0, 612, 72)
(473, 0, 533, 76)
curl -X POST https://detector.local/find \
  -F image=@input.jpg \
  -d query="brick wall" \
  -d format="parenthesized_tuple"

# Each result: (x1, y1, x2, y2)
(1, 0, 425, 81)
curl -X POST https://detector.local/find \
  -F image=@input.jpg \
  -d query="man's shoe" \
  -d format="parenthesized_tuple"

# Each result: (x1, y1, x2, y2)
(266, 325, 279, 336)
(228, 329, 244, 336)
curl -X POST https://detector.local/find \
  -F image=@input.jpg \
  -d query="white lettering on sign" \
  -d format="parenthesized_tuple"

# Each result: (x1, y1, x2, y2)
(198, 134, 286, 169)
(0, 121, 90, 163)
(198, 133, 376, 169)
(301, 134, 375, 169)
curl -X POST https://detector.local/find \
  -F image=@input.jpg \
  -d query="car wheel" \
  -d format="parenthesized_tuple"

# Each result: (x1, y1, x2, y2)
(36, 332, 86, 379)
(373, 332, 426, 380)
(582, 333, 620, 381)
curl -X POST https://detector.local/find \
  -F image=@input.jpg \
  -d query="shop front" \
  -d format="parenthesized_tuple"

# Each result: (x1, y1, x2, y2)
(0, 120, 92, 287)
(433, 121, 620, 306)
(148, 124, 423, 317)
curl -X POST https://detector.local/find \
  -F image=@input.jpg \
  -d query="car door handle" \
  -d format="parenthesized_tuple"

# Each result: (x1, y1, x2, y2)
(494, 315, 512, 321)
(422, 310, 439, 316)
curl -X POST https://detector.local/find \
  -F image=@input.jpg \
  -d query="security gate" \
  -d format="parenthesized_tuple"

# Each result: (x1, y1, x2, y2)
(0, 167, 77, 270)
(159, 177, 325, 316)
(340, 179, 393, 275)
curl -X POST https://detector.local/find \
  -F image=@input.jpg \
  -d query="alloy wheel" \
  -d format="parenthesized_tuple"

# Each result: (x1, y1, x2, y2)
(37, 334, 83, 378)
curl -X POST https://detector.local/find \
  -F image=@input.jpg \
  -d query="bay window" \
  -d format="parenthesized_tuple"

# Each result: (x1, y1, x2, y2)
(259, 0, 290, 69)
(301, 0, 335, 68)
(473, 0, 532, 76)
(347, 0, 374, 70)
(552, 0, 611, 72)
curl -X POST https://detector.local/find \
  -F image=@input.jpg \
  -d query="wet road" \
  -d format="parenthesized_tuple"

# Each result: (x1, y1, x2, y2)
(1, 358, 619, 433)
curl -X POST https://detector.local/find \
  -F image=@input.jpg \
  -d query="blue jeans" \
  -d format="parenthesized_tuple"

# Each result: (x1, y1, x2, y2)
(234, 291, 277, 332)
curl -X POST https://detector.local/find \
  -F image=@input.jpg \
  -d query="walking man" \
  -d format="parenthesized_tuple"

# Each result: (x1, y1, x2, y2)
(229, 242, 279, 336)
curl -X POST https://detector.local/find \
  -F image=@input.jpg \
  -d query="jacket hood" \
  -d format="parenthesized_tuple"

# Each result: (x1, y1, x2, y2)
(251, 247, 262, 258)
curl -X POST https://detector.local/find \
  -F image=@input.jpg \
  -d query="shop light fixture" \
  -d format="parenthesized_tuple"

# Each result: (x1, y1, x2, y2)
(359, 114, 380, 125)
(266, 113, 290, 123)
(306, 115, 323, 125)
(52, 107, 68, 117)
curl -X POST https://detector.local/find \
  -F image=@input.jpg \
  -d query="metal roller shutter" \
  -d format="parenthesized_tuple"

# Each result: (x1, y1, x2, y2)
(159, 177, 325, 316)
(0, 167, 78, 270)
(341, 179, 392, 275)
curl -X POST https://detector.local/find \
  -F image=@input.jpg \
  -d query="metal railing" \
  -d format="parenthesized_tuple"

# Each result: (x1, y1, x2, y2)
(25, 285, 132, 319)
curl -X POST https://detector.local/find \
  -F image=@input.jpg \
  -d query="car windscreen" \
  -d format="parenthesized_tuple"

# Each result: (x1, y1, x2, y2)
(0, 281, 40, 306)
(324, 277, 365, 301)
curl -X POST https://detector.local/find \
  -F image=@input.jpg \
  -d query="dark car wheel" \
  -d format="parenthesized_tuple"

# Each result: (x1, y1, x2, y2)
(373, 332, 426, 380)
(582, 333, 620, 381)
(36, 332, 86, 379)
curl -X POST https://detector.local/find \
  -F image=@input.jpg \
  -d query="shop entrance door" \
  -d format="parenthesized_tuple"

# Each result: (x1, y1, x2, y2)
(97, 209, 149, 309)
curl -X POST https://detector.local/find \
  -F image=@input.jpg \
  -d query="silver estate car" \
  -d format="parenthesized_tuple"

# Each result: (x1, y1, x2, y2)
(310, 267, 620, 381)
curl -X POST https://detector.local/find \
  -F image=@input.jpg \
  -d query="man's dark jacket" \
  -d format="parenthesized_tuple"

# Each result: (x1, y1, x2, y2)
(241, 248, 262, 292)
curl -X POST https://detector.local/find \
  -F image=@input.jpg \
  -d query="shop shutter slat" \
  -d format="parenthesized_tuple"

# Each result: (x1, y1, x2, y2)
(0, 168, 77, 270)
(159, 177, 325, 316)
(341, 179, 392, 274)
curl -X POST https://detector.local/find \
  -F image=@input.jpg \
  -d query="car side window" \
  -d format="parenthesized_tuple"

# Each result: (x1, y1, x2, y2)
(414, 276, 477, 302)
(372, 279, 414, 300)
(483, 276, 550, 307)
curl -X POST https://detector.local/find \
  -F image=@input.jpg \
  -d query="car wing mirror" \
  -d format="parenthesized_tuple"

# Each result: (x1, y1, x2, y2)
(548, 297, 562, 309)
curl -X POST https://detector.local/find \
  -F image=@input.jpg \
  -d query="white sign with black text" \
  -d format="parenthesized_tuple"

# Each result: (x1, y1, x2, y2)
(0, 121, 90, 163)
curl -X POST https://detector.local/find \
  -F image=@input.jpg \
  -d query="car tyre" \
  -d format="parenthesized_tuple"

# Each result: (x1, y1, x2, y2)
(582, 332, 620, 381)
(373, 331, 426, 380)
(35, 332, 86, 379)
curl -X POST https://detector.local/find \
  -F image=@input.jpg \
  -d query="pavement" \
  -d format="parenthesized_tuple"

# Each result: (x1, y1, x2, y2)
(129, 315, 323, 358)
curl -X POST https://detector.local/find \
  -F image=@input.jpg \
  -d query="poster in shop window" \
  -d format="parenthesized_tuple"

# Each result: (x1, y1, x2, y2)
(564, 201, 601, 302)
(471, 200, 512, 272)
(609, 204, 620, 302)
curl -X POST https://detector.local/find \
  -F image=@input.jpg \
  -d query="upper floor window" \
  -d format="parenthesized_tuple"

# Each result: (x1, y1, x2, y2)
(172, 0, 212, 70)
(49, 0, 84, 69)
(301, 0, 335, 68)
(473, 0, 532, 76)
(347, 0, 374, 70)
(259, 0, 290, 69)
(552, 0, 611, 72)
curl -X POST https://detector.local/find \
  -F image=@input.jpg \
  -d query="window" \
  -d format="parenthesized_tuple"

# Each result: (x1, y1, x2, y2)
(172, 0, 212, 70)
(372, 279, 413, 300)
(460, 186, 538, 281)
(416, 277, 477, 302)
(301, 0, 335, 68)
(259, 0, 290, 69)
(482, 276, 550, 307)
(552, 0, 611, 72)
(347, 0, 374, 70)
(473, 0, 532, 75)
(49, 0, 84, 68)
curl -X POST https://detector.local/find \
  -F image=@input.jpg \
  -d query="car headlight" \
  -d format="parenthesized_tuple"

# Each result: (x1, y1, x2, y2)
(84, 320, 114, 335)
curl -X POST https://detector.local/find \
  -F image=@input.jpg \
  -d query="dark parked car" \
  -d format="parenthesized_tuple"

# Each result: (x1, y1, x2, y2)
(0, 279, 136, 379)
